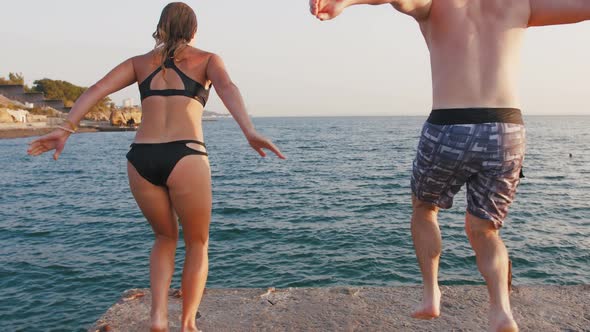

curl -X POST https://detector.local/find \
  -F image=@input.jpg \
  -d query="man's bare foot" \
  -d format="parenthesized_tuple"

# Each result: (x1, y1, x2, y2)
(411, 286, 441, 320)
(489, 309, 518, 332)
(310, 0, 350, 21)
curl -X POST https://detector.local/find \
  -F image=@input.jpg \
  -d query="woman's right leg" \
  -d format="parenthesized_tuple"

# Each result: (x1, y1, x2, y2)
(166, 155, 212, 332)
(128, 163, 179, 332)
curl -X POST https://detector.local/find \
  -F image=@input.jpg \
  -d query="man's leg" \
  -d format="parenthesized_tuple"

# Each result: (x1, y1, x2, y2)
(465, 214, 518, 332)
(411, 195, 442, 319)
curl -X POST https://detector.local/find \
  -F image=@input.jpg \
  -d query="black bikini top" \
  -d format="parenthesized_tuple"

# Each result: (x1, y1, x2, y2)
(138, 57, 210, 106)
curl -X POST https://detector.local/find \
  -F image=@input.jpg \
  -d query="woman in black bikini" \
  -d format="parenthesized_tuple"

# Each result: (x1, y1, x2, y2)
(27, 3, 285, 331)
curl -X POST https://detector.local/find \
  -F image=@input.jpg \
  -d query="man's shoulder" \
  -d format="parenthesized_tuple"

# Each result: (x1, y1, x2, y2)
(425, 0, 530, 26)
(391, 0, 433, 22)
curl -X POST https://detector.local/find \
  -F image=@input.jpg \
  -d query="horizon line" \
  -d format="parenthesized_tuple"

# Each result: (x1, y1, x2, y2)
(246, 114, 590, 118)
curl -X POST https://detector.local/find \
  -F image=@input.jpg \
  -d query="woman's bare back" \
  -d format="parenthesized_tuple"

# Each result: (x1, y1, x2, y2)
(132, 47, 214, 143)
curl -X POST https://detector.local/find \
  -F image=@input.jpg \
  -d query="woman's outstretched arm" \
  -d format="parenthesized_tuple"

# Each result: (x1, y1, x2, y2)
(206, 54, 286, 159)
(64, 58, 137, 126)
(27, 58, 137, 160)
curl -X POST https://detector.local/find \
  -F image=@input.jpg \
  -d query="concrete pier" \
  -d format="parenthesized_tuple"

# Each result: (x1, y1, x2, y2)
(90, 285, 590, 331)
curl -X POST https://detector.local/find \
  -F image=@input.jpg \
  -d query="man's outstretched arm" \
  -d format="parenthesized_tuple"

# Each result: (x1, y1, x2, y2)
(311, 0, 432, 21)
(529, 0, 590, 26)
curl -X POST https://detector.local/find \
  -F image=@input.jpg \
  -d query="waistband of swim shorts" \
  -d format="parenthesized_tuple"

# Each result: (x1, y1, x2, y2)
(427, 108, 524, 125)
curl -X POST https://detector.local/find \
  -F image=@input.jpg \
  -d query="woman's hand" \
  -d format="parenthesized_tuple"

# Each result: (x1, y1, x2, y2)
(246, 131, 286, 159)
(206, 54, 286, 160)
(27, 129, 71, 161)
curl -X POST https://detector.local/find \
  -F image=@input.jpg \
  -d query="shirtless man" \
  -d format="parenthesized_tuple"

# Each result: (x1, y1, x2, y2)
(310, 1, 590, 331)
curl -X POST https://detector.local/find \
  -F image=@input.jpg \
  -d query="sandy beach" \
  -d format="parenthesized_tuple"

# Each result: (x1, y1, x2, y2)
(90, 285, 590, 332)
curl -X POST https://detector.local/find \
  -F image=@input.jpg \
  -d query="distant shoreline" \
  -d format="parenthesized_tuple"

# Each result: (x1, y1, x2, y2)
(0, 126, 99, 140)
(0, 119, 221, 139)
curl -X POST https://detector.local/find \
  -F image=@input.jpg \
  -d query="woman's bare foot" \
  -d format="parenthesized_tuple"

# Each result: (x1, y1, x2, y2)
(310, 0, 350, 20)
(150, 311, 168, 332)
(489, 309, 518, 332)
(150, 323, 168, 332)
(411, 286, 441, 320)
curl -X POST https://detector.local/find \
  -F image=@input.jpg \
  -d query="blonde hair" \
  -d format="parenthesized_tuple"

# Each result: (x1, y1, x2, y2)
(152, 2, 197, 67)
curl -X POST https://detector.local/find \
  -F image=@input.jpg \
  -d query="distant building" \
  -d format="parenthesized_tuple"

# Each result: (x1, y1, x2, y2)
(0, 85, 25, 99)
(43, 99, 65, 110)
(23, 91, 44, 104)
(6, 109, 29, 123)
(123, 98, 135, 108)
(0, 84, 66, 111)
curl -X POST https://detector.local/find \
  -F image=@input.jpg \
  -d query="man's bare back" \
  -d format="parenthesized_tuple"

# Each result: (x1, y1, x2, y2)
(310, 1, 589, 331)
(311, 0, 590, 108)
(421, 0, 529, 109)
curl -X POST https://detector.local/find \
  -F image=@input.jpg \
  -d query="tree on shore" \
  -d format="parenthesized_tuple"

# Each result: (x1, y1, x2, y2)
(32, 79, 111, 116)
(0, 72, 25, 85)
(1, 73, 114, 119)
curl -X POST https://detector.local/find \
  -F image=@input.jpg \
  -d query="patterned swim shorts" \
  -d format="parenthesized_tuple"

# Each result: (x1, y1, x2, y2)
(411, 112, 526, 228)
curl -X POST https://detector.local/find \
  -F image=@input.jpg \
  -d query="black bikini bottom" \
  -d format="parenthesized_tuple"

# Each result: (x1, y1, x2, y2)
(126, 140, 208, 187)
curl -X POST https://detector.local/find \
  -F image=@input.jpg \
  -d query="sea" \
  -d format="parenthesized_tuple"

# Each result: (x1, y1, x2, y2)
(1, 116, 589, 331)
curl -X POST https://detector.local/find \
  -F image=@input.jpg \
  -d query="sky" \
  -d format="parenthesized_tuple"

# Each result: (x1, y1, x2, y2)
(2, 0, 589, 116)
